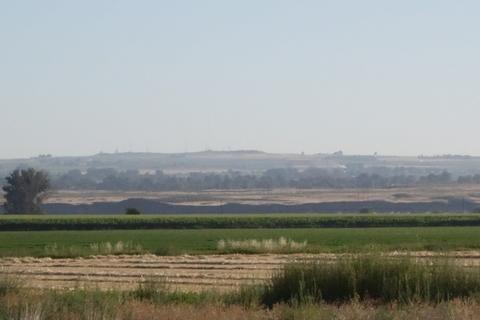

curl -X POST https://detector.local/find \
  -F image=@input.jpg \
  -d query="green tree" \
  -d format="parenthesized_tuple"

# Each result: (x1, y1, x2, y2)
(2, 168, 50, 214)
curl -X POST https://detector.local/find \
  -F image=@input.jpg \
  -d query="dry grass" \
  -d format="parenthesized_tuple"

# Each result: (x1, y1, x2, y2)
(1, 271, 480, 320)
(117, 302, 271, 320)
(4, 255, 480, 319)
(77, 300, 480, 320)
(6, 253, 480, 293)
(217, 237, 307, 253)
(89, 241, 143, 255)
(274, 300, 480, 320)
(3, 292, 480, 320)
(44, 241, 144, 257)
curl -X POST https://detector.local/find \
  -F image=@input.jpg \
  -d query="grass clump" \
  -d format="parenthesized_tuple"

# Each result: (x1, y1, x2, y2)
(223, 285, 266, 308)
(131, 277, 221, 306)
(261, 255, 480, 306)
(131, 277, 168, 302)
(44, 241, 144, 257)
(44, 289, 122, 319)
(217, 237, 307, 253)
(89, 241, 143, 255)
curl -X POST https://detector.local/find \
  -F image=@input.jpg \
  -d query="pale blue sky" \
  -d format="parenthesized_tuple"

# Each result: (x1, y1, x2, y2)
(1, 1, 480, 159)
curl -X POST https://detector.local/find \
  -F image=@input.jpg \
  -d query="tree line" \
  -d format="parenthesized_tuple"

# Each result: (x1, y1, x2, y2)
(49, 167, 463, 191)
(1, 167, 479, 214)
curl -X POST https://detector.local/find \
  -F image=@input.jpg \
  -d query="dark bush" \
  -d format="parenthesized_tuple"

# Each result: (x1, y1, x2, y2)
(125, 208, 141, 215)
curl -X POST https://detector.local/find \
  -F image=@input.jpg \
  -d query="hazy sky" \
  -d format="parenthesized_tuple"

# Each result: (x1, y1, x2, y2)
(1, 1, 480, 159)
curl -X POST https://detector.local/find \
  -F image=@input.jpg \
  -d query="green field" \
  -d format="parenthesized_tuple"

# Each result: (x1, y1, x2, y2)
(2, 214, 480, 257)
(2, 213, 480, 231)
(1, 226, 480, 257)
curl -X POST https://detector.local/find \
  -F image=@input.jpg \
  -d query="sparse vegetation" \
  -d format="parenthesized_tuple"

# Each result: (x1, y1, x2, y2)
(217, 237, 307, 253)
(44, 241, 144, 257)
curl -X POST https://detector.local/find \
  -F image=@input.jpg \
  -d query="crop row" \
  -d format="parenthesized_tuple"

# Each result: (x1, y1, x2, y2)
(1, 214, 480, 231)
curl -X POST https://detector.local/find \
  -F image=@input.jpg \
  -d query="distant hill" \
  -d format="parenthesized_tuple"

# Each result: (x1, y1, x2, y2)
(1, 150, 480, 177)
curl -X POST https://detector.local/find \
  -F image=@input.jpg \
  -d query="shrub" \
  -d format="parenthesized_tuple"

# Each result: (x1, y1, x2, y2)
(261, 255, 480, 306)
(125, 208, 141, 215)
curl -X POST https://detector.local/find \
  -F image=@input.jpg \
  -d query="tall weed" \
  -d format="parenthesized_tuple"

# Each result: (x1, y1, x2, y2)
(261, 255, 480, 306)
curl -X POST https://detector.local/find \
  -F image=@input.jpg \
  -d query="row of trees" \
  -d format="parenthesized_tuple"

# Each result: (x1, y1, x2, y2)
(51, 167, 456, 191)
(1, 167, 476, 214)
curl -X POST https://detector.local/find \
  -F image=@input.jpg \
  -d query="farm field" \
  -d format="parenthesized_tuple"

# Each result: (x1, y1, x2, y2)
(39, 185, 480, 205)
(4, 215, 480, 318)
(1, 253, 293, 291)
(3, 252, 480, 292)
(2, 226, 480, 257)
(2, 213, 480, 231)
